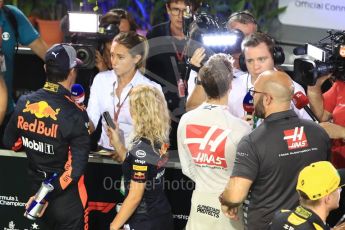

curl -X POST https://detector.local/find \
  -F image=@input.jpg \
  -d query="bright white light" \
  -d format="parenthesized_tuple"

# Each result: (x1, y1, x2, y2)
(202, 33, 238, 47)
(69, 12, 100, 33)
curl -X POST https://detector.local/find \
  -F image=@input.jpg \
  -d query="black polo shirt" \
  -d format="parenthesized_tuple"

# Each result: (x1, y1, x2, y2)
(145, 21, 188, 151)
(231, 110, 331, 230)
(269, 206, 331, 229)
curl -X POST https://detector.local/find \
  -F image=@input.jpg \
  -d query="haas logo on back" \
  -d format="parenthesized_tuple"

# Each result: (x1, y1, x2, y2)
(185, 124, 229, 169)
(283, 126, 309, 150)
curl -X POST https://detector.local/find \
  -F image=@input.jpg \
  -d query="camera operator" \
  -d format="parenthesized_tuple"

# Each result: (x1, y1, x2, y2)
(95, 10, 137, 72)
(145, 0, 192, 156)
(186, 10, 257, 112)
(109, 8, 138, 32)
(226, 10, 258, 71)
(308, 75, 345, 168)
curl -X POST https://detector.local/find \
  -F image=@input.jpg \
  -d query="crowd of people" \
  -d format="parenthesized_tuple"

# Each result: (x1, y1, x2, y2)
(1, 0, 345, 229)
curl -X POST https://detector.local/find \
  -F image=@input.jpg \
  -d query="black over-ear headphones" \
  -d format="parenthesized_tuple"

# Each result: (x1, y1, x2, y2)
(239, 35, 285, 72)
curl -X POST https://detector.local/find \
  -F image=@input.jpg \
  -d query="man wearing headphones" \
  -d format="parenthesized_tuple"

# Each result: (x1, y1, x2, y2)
(227, 32, 310, 122)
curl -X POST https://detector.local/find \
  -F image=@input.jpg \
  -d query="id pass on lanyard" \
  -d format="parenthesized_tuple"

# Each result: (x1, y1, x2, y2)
(0, 27, 6, 72)
(172, 41, 187, 98)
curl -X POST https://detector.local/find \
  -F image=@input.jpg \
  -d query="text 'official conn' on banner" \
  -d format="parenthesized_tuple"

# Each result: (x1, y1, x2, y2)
(278, 0, 345, 30)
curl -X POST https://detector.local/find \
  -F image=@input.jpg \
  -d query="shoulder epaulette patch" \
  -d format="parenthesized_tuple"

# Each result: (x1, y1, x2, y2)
(287, 213, 307, 226)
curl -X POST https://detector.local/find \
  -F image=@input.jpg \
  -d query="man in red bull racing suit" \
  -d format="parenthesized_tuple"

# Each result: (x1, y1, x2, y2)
(3, 44, 90, 230)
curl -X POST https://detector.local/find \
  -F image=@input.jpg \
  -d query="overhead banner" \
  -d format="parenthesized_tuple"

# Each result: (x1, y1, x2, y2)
(278, 0, 345, 30)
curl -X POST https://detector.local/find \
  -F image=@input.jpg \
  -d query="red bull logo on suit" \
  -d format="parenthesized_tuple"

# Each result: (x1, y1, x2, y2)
(23, 101, 60, 121)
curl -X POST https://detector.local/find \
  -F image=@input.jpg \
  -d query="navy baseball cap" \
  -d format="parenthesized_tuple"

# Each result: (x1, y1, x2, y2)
(45, 44, 82, 71)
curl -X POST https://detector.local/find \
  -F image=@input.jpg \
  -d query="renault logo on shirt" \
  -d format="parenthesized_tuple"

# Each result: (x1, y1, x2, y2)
(22, 137, 54, 154)
(283, 126, 309, 150)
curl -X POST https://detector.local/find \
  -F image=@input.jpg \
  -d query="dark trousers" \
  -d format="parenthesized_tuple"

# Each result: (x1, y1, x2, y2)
(42, 185, 86, 230)
(0, 113, 12, 149)
(127, 213, 174, 230)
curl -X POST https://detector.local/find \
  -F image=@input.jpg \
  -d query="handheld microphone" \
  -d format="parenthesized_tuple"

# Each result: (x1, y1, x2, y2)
(243, 91, 254, 114)
(292, 91, 320, 122)
(71, 84, 85, 104)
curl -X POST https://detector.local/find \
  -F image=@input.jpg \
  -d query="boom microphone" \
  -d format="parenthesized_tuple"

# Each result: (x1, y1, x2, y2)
(71, 84, 85, 104)
(292, 91, 320, 122)
(243, 91, 254, 114)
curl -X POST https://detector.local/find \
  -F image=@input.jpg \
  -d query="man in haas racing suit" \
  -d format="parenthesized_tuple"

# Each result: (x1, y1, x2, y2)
(3, 44, 90, 230)
(178, 54, 251, 229)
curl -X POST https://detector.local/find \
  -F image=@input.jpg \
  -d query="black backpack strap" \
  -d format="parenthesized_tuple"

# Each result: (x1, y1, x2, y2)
(2, 5, 19, 52)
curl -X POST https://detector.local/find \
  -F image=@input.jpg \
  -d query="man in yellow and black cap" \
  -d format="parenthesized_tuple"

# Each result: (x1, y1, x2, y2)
(269, 161, 345, 230)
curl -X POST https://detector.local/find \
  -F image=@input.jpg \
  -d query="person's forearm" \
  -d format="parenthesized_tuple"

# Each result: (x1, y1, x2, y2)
(88, 121, 95, 133)
(219, 192, 242, 208)
(0, 75, 7, 125)
(111, 191, 142, 229)
(186, 85, 206, 111)
(112, 140, 127, 162)
(307, 86, 326, 121)
(28, 37, 48, 60)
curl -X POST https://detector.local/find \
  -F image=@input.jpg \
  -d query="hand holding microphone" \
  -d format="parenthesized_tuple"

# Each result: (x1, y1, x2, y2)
(292, 91, 320, 122)
(71, 84, 85, 105)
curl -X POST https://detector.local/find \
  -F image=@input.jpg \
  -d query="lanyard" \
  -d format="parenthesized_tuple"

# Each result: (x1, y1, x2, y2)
(113, 85, 133, 122)
(171, 40, 187, 63)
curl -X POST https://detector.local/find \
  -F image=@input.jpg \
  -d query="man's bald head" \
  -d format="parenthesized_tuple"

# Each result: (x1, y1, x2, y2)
(256, 70, 294, 103)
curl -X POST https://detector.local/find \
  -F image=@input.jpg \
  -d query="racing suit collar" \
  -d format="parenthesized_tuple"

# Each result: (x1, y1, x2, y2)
(43, 82, 72, 97)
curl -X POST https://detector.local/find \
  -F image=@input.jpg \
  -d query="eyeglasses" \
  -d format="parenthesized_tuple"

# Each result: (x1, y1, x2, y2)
(169, 7, 187, 16)
(248, 87, 267, 97)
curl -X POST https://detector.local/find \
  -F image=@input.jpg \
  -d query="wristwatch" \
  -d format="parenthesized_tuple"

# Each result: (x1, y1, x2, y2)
(187, 59, 202, 73)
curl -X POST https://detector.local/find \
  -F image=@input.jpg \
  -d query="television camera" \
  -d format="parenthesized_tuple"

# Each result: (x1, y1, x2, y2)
(294, 30, 345, 86)
(68, 12, 120, 69)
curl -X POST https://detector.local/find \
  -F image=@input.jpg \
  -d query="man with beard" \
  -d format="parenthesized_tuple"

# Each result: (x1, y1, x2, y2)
(219, 70, 331, 230)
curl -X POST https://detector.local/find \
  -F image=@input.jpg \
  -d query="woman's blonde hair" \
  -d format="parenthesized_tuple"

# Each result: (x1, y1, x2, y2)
(129, 85, 170, 152)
